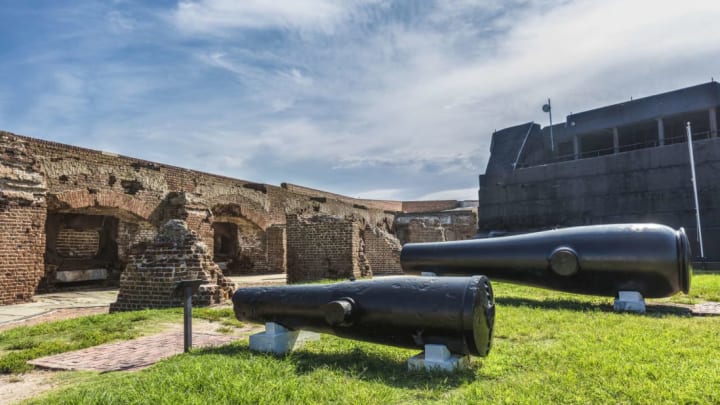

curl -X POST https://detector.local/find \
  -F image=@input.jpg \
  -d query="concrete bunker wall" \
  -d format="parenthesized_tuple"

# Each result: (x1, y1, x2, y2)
(479, 138, 720, 257)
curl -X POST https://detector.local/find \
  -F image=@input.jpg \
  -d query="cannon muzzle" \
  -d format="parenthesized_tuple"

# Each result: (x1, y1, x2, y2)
(233, 276, 495, 356)
(400, 224, 691, 298)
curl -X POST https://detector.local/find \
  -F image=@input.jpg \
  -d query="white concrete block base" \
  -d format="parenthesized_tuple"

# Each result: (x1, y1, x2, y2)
(613, 291, 646, 313)
(408, 344, 470, 372)
(249, 322, 320, 355)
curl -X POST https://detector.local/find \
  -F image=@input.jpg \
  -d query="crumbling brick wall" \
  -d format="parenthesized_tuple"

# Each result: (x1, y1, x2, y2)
(286, 214, 402, 282)
(266, 225, 286, 273)
(1, 130, 459, 304)
(362, 225, 403, 275)
(286, 215, 360, 283)
(0, 205, 46, 304)
(0, 133, 47, 304)
(401, 200, 460, 213)
(117, 221, 157, 260)
(110, 220, 234, 312)
(395, 210, 478, 244)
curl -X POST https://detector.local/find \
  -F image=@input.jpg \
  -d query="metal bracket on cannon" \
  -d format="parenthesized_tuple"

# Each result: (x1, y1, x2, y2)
(249, 322, 320, 355)
(408, 344, 470, 371)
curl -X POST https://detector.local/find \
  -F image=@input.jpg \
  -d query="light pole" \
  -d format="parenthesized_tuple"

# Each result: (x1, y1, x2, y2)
(543, 98, 554, 152)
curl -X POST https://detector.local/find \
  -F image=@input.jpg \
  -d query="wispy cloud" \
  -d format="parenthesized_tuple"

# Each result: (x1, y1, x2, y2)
(173, 0, 363, 33)
(1, 0, 719, 200)
(417, 187, 479, 201)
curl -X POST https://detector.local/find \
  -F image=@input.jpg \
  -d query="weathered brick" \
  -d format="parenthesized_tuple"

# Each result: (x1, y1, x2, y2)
(0, 130, 461, 305)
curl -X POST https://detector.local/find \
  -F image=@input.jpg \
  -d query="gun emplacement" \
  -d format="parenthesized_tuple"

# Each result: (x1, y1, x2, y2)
(233, 275, 495, 356)
(400, 224, 691, 298)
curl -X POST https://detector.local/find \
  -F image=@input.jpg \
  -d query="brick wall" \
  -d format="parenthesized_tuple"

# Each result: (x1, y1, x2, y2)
(56, 229, 99, 258)
(286, 215, 359, 283)
(1, 130, 457, 304)
(117, 220, 157, 260)
(236, 224, 268, 274)
(281, 183, 403, 212)
(395, 210, 478, 244)
(401, 200, 460, 213)
(0, 133, 47, 304)
(286, 215, 403, 282)
(362, 225, 402, 275)
(110, 220, 234, 311)
(0, 204, 46, 304)
(266, 225, 286, 273)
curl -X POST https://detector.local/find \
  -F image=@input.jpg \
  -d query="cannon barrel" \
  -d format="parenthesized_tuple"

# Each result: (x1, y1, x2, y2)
(400, 224, 691, 298)
(233, 276, 495, 356)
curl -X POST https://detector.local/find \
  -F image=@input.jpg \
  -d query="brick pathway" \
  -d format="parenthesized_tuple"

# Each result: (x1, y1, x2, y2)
(692, 302, 720, 316)
(646, 301, 720, 316)
(28, 332, 240, 372)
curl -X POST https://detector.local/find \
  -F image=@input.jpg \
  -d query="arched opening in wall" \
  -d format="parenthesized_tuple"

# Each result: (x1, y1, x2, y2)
(210, 200, 283, 276)
(40, 207, 155, 292)
(212, 222, 239, 266)
(212, 217, 269, 275)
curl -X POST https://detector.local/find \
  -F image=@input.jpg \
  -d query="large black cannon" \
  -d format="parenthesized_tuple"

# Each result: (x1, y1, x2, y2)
(401, 224, 691, 298)
(233, 275, 495, 356)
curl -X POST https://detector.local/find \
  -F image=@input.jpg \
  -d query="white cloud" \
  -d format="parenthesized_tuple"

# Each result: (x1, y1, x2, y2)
(417, 187, 479, 201)
(106, 10, 136, 33)
(173, 0, 363, 33)
(353, 188, 408, 200)
(163, 0, 720, 197)
(5, 0, 720, 201)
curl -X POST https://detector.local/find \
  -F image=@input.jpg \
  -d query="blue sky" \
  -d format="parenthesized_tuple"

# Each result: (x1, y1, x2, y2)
(2, 1, 719, 200)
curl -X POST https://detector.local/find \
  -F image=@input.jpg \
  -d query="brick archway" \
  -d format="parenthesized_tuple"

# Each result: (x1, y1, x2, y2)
(40, 190, 158, 291)
(210, 202, 284, 275)
(207, 194, 274, 230)
(52, 190, 155, 221)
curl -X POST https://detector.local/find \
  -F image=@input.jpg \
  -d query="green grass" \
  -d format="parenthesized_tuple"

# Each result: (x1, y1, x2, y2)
(18, 274, 720, 404)
(666, 273, 720, 303)
(0, 307, 241, 374)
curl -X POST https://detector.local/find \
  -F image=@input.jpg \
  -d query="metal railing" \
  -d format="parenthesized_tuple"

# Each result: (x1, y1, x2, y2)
(538, 129, 714, 165)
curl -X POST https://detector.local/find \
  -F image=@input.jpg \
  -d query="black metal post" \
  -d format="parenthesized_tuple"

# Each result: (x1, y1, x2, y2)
(184, 285, 193, 353)
(173, 280, 207, 353)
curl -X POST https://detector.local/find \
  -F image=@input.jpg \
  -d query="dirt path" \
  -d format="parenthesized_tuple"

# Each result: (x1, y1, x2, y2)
(0, 370, 62, 405)
(0, 307, 110, 333)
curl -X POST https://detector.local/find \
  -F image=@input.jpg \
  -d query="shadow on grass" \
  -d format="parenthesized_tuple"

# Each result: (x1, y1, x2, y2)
(195, 342, 478, 389)
(496, 297, 693, 317)
(496, 296, 608, 312)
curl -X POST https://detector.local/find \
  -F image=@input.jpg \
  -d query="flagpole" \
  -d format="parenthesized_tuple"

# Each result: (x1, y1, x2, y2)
(686, 122, 705, 258)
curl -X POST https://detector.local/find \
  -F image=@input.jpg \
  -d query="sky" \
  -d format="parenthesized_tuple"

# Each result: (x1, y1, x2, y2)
(1, 1, 720, 201)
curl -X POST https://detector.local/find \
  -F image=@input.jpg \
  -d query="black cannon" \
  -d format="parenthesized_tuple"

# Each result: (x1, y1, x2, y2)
(232, 275, 495, 356)
(401, 224, 691, 298)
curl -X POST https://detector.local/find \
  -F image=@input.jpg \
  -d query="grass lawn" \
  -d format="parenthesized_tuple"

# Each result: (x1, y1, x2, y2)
(6, 275, 720, 404)
(0, 307, 239, 374)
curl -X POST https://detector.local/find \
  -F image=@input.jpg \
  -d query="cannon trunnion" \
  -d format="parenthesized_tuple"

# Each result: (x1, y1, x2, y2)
(400, 224, 691, 298)
(232, 275, 495, 357)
